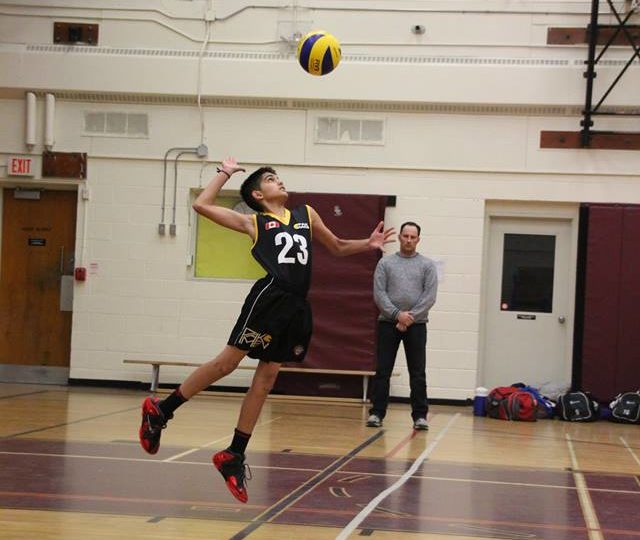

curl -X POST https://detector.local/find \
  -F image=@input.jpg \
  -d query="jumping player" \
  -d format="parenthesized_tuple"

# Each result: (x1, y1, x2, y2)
(138, 157, 394, 503)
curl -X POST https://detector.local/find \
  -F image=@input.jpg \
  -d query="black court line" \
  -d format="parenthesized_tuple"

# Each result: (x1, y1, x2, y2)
(0, 389, 52, 401)
(229, 430, 385, 540)
(2, 406, 139, 438)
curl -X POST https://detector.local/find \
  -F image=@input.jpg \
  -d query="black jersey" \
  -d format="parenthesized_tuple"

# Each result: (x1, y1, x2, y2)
(251, 205, 313, 296)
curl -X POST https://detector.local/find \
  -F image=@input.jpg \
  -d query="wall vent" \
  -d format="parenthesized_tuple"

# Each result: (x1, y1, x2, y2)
(572, 58, 640, 66)
(37, 92, 634, 117)
(316, 117, 385, 145)
(24, 44, 640, 68)
(84, 111, 149, 137)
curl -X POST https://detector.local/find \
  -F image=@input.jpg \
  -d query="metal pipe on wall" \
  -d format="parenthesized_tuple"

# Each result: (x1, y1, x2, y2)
(45, 93, 55, 150)
(25, 91, 36, 148)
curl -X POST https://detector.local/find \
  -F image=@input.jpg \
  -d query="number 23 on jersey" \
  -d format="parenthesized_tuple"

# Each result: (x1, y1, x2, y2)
(275, 232, 308, 265)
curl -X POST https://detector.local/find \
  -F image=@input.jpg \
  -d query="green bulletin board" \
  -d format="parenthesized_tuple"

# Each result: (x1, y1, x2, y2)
(194, 195, 265, 279)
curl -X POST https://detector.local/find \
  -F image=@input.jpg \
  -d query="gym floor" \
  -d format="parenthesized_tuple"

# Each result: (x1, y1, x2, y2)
(1, 383, 639, 540)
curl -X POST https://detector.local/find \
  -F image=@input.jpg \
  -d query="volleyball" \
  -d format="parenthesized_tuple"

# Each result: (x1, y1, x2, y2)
(296, 30, 341, 76)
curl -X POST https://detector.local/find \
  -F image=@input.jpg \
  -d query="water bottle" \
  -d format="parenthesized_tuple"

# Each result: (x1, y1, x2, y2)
(473, 387, 489, 416)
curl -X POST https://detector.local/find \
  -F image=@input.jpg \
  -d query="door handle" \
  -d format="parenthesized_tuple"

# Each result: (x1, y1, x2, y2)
(59, 246, 75, 275)
(558, 316, 566, 324)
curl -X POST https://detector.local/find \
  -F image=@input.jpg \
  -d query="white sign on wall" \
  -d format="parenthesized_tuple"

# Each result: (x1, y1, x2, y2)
(7, 156, 36, 177)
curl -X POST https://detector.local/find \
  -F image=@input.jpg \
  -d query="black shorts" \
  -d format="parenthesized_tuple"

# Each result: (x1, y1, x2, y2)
(228, 276, 312, 363)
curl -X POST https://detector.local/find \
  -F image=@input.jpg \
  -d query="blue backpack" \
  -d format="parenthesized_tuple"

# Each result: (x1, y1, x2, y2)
(512, 383, 556, 419)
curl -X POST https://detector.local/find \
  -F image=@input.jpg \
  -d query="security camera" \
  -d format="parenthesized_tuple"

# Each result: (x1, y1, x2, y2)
(411, 25, 426, 35)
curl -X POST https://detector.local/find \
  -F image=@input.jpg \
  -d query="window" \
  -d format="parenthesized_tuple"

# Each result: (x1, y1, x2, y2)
(315, 117, 384, 145)
(84, 112, 149, 137)
(500, 233, 555, 313)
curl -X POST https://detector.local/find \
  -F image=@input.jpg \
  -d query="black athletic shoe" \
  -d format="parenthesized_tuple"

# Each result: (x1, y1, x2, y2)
(213, 449, 251, 503)
(139, 396, 172, 454)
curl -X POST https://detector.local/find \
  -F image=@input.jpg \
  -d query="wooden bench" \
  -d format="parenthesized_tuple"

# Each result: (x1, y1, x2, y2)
(123, 359, 387, 403)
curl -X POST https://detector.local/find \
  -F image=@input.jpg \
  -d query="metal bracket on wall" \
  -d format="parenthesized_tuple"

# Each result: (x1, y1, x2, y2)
(54, 22, 99, 45)
(540, 130, 640, 150)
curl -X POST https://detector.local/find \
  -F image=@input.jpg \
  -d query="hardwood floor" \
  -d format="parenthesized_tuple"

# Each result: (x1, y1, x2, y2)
(1, 383, 638, 540)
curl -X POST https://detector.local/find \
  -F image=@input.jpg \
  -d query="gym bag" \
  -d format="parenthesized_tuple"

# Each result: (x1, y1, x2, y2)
(556, 391, 599, 422)
(609, 391, 640, 424)
(486, 386, 537, 421)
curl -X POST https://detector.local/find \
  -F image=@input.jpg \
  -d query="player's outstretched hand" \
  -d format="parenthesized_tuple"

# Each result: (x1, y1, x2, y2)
(368, 221, 396, 251)
(220, 157, 246, 176)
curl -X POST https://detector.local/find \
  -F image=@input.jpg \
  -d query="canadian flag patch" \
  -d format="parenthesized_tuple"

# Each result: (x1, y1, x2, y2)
(265, 221, 280, 230)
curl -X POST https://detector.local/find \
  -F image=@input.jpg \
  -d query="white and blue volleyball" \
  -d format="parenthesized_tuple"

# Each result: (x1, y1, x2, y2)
(296, 30, 341, 76)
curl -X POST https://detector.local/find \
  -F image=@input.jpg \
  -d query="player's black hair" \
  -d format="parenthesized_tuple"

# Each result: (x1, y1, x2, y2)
(400, 221, 421, 236)
(240, 166, 277, 212)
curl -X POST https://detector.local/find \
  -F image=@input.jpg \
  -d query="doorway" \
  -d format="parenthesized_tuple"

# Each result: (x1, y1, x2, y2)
(480, 205, 578, 390)
(0, 188, 77, 383)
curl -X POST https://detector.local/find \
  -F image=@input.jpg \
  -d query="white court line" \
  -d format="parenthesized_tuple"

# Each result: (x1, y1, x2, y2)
(335, 413, 459, 540)
(565, 433, 604, 540)
(0, 451, 154, 463)
(0, 450, 321, 473)
(620, 436, 640, 468)
(163, 415, 283, 462)
(4, 447, 639, 496)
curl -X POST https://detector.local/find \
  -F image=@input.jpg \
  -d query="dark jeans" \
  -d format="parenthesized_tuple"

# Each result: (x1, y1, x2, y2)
(369, 321, 428, 421)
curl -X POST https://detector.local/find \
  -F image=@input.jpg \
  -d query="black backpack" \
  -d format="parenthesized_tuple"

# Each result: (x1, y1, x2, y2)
(556, 391, 599, 422)
(609, 391, 640, 424)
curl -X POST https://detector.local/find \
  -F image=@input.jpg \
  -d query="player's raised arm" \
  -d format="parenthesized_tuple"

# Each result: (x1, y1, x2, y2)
(192, 157, 254, 237)
(308, 206, 395, 257)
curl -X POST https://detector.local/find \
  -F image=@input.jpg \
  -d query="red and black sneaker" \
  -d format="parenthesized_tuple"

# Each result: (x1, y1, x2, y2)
(139, 396, 172, 455)
(213, 449, 251, 503)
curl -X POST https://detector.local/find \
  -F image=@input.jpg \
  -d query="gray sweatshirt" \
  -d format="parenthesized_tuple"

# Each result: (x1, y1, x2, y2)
(373, 252, 438, 323)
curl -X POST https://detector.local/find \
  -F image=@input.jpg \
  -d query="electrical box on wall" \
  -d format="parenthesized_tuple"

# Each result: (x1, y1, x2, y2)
(54, 22, 99, 45)
(74, 267, 87, 282)
(42, 152, 87, 179)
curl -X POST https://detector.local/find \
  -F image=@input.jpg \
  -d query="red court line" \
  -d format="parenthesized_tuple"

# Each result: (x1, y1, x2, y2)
(384, 413, 435, 459)
(384, 430, 417, 458)
(0, 490, 259, 511)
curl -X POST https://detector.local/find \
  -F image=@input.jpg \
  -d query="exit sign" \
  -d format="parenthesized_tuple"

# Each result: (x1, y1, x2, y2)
(8, 156, 35, 177)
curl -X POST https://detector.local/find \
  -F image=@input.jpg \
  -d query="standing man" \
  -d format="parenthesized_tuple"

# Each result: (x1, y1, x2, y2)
(367, 221, 438, 430)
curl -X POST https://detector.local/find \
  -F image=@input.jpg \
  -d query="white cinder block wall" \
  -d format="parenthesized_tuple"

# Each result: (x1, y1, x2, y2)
(0, 1, 639, 400)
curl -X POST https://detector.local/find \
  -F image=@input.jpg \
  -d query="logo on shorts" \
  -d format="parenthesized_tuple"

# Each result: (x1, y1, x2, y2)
(238, 327, 272, 349)
(293, 222, 309, 230)
(293, 345, 305, 356)
(265, 221, 280, 230)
